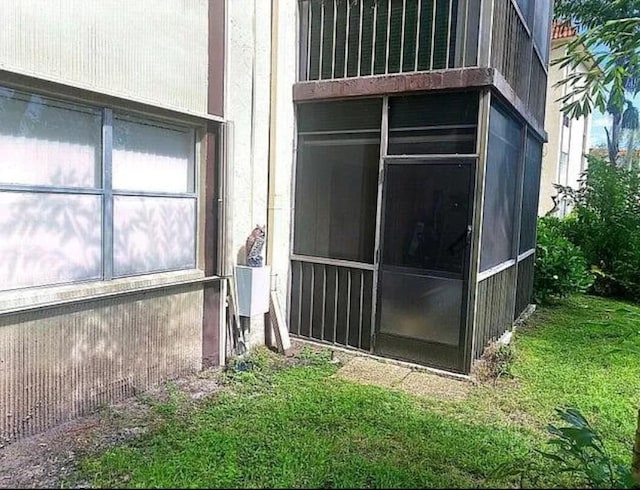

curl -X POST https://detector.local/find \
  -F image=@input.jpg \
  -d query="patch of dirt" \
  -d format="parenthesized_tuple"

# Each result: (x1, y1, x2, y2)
(0, 366, 224, 489)
(335, 355, 472, 400)
(336, 357, 412, 388)
(398, 371, 470, 400)
(287, 339, 358, 366)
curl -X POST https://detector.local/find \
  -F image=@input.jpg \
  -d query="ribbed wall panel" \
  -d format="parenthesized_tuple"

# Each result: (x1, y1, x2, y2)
(514, 253, 535, 319)
(0, 285, 203, 443)
(473, 265, 517, 361)
(0, 0, 208, 114)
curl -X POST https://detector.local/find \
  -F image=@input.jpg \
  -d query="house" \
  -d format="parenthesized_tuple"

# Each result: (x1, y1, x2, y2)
(539, 21, 592, 216)
(0, 0, 551, 443)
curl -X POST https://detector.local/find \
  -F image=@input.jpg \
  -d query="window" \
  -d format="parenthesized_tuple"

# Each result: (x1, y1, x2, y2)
(0, 87, 197, 292)
(294, 99, 382, 263)
(557, 151, 570, 217)
(480, 101, 523, 271)
(388, 92, 479, 155)
(519, 133, 543, 253)
(294, 135, 380, 263)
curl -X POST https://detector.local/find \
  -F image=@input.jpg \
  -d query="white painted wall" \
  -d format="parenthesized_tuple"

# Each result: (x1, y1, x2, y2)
(539, 39, 591, 216)
(267, 1, 298, 305)
(226, 0, 272, 267)
(566, 109, 589, 189)
(0, 0, 209, 115)
(224, 0, 276, 347)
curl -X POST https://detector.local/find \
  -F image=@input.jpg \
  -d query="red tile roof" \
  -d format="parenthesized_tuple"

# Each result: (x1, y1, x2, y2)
(552, 21, 578, 40)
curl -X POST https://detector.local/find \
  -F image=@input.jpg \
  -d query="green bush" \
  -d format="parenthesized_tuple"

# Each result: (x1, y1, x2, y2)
(534, 216, 593, 303)
(495, 407, 634, 488)
(473, 340, 515, 384)
(565, 157, 640, 300)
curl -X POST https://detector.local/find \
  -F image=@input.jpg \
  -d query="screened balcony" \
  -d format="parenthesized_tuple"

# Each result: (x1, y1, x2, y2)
(299, 0, 481, 81)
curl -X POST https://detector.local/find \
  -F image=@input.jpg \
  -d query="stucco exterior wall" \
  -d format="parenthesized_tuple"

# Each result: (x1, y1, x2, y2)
(0, 0, 209, 115)
(0, 0, 221, 442)
(226, 0, 271, 264)
(224, 0, 273, 346)
(539, 40, 590, 215)
(268, 1, 298, 304)
(566, 109, 588, 189)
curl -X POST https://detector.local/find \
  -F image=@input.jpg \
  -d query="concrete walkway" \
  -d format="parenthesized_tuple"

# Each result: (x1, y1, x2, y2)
(336, 356, 471, 400)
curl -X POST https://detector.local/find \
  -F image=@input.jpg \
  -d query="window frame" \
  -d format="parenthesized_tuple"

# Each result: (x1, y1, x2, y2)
(0, 86, 199, 291)
(479, 98, 525, 273)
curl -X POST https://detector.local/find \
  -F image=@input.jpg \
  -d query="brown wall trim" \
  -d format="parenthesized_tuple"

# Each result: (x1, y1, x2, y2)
(208, 0, 225, 117)
(0, 69, 218, 125)
(293, 67, 547, 141)
(201, 125, 221, 365)
(202, 281, 221, 367)
(293, 68, 494, 101)
(204, 127, 218, 277)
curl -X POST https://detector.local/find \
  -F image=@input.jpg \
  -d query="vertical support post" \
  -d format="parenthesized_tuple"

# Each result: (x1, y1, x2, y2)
(385, 0, 392, 73)
(429, 0, 437, 70)
(414, 0, 422, 71)
(331, 0, 338, 78)
(370, 96, 389, 352)
(102, 108, 113, 281)
(464, 90, 491, 373)
(371, 0, 378, 74)
(446, 0, 453, 67)
(477, 0, 495, 67)
(319, 2, 325, 79)
(344, 0, 351, 77)
(300, 0, 311, 81)
(399, 0, 407, 71)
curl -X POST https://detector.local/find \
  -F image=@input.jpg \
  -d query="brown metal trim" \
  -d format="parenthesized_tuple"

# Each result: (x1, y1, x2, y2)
(208, 0, 225, 117)
(292, 66, 546, 142)
(202, 125, 221, 366)
(202, 281, 222, 367)
(204, 128, 218, 277)
(0, 69, 218, 126)
(293, 68, 494, 100)
(205, 0, 225, 366)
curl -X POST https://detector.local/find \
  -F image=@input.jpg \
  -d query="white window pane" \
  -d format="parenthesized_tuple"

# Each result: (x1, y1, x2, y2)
(113, 196, 196, 276)
(0, 192, 102, 291)
(113, 118, 194, 193)
(0, 88, 101, 188)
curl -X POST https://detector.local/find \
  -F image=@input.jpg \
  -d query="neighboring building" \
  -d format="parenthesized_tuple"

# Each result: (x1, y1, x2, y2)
(1, 0, 552, 442)
(539, 21, 592, 216)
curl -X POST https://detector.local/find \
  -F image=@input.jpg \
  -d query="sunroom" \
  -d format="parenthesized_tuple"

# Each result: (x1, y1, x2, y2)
(289, 91, 542, 374)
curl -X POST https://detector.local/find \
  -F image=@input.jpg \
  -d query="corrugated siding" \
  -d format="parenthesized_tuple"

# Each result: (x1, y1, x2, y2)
(473, 265, 517, 361)
(514, 253, 535, 319)
(0, 285, 203, 443)
(0, 0, 208, 114)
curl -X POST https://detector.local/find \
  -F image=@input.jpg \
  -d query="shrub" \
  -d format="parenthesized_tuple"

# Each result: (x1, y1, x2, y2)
(473, 340, 515, 384)
(534, 216, 593, 303)
(540, 408, 634, 489)
(494, 407, 634, 488)
(565, 156, 640, 300)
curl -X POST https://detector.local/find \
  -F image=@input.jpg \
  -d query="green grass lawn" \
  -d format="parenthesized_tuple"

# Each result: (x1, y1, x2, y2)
(77, 295, 640, 488)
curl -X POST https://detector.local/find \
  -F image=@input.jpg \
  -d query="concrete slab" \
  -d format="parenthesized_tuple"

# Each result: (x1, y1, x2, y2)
(336, 357, 411, 388)
(336, 355, 471, 400)
(397, 371, 470, 400)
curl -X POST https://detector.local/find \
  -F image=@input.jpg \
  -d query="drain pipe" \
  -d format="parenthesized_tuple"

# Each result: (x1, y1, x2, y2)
(266, 0, 279, 279)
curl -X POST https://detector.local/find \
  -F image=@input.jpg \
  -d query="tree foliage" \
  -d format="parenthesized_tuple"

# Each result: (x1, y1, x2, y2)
(552, 0, 640, 130)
